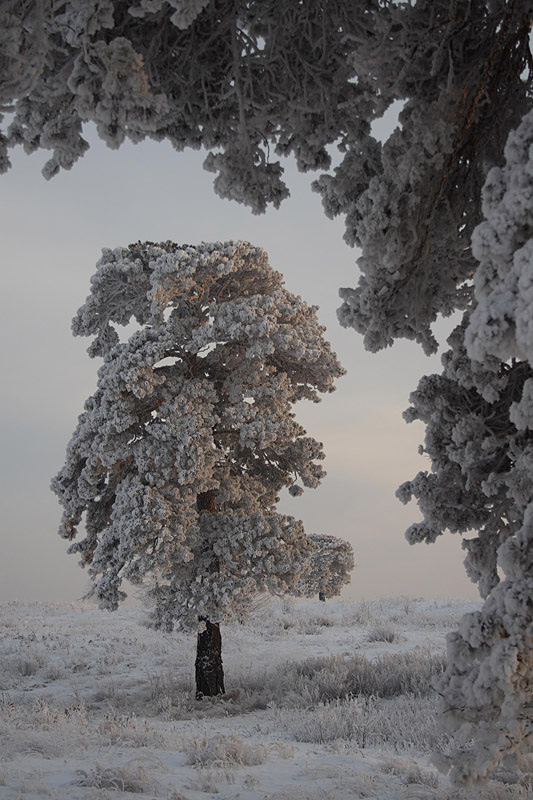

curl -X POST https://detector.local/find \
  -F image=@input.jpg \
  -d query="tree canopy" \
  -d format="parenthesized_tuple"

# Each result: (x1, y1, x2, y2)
(296, 533, 354, 601)
(52, 240, 345, 631)
(3, 0, 531, 349)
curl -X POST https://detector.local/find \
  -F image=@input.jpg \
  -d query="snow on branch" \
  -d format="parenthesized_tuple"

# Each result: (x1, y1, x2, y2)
(3, 2, 531, 350)
(467, 108, 533, 366)
(400, 312, 533, 783)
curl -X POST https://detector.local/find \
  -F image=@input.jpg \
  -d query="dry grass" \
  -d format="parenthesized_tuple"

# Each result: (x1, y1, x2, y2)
(185, 734, 269, 767)
(75, 759, 160, 793)
(366, 625, 405, 643)
(284, 694, 452, 752)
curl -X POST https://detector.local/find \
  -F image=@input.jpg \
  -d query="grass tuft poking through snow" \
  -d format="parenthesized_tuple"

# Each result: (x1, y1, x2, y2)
(366, 624, 404, 643)
(185, 734, 269, 767)
(381, 756, 440, 788)
(75, 758, 161, 793)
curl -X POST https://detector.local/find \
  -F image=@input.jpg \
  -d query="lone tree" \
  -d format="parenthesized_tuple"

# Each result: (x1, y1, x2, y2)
(296, 534, 354, 602)
(52, 240, 345, 696)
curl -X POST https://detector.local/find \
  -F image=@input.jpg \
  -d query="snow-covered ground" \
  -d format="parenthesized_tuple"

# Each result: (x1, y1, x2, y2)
(1, 596, 531, 800)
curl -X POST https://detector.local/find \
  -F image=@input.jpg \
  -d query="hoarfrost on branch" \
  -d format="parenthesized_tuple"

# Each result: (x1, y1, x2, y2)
(52, 240, 346, 631)
(2, 1, 531, 351)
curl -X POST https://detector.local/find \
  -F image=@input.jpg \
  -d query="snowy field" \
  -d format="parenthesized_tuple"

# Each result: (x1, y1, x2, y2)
(1, 596, 532, 800)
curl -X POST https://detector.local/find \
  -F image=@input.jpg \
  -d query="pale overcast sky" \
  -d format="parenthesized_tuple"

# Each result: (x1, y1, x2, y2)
(0, 126, 479, 604)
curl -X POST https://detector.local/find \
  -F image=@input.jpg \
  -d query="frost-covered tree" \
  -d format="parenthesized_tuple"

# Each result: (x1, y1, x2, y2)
(399, 317, 533, 783)
(3, 1, 530, 347)
(296, 534, 354, 602)
(52, 240, 344, 696)
(398, 109, 533, 785)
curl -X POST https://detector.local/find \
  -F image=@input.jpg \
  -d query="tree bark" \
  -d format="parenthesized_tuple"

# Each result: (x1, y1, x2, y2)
(195, 617, 225, 698)
(195, 489, 224, 697)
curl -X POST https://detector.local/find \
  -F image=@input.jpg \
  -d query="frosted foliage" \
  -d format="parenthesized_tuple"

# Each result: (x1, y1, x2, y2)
(327, 0, 532, 353)
(52, 240, 344, 630)
(467, 109, 533, 364)
(4, 3, 531, 347)
(128, 0, 209, 30)
(295, 534, 354, 600)
(406, 106, 533, 783)
(399, 316, 533, 783)
(1, 0, 375, 212)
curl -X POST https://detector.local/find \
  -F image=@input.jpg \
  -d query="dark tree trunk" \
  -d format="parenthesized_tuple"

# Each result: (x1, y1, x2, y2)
(319, 591, 326, 602)
(195, 617, 225, 698)
(195, 490, 223, 697)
